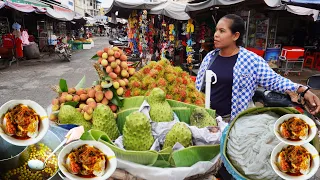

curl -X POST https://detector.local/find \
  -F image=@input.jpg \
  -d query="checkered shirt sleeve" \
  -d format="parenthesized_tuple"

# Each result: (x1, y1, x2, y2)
(196, 50, 216, 91)
(256, 56, 300, 93)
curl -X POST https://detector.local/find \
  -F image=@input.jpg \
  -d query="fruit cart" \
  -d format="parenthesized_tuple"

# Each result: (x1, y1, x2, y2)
(278, 47, 305, 76)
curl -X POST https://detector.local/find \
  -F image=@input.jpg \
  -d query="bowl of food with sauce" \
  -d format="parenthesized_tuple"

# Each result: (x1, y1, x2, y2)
(274, 114, 317, 145)
(0, 100, 50, 146)
(271, 142, 319, 180)
(58, 140, 117, 180)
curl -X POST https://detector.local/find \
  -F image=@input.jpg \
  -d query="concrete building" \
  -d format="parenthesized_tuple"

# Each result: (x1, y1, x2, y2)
(74, 0, 101, 16)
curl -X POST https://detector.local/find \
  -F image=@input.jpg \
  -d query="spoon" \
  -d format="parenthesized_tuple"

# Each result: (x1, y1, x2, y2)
(27, 126, 85, 171)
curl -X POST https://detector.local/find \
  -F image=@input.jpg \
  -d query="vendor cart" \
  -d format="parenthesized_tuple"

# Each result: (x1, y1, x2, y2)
(278, 47, 305, 76)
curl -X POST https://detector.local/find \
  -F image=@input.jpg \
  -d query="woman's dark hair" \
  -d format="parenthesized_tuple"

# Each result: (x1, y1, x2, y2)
(222, 14, 245, 46)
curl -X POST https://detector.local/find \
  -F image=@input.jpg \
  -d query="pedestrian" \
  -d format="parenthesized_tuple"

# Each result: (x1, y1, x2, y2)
(196, 14, 320, 123)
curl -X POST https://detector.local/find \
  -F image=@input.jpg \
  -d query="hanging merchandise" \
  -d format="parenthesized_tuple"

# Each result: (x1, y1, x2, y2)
(169, 24, 175, 42)
(148, 16, 155, 55)
(128, 10, 139, 55)
(160, 18, 168, 59)
(186, 19, 195, 74)
(139, 10, 149, 60)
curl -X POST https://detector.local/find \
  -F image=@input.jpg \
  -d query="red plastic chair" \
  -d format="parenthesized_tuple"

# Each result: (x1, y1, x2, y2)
(314, 52, 320, 71)
(304, 56, 315, 69)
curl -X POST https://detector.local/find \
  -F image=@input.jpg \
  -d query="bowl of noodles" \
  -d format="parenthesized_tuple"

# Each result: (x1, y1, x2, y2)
(0, 100, 49, 146)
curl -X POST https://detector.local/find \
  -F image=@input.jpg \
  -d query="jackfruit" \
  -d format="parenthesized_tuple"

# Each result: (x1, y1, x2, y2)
(190, 107, 216, 128)
(123, 112, 154, 151)
(58, 105, 92, 131)
(163, 122, 192, 149)
(92, 104, 120, 140)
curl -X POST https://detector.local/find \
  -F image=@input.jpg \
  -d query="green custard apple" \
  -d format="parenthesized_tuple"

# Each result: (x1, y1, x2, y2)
(92, 104, 120, 140)
(123, 111, 154, 151)
(190, 107, 216, 128)
(163, 122, 192, 149)
(58, 105, 92, 131)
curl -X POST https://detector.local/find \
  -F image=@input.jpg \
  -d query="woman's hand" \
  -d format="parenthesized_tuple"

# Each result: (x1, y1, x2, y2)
(303, 90, 320, 115)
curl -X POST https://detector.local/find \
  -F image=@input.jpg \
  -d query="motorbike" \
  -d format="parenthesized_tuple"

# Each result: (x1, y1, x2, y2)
(252, 74, 320, 124)
(54, 37, 71, 62)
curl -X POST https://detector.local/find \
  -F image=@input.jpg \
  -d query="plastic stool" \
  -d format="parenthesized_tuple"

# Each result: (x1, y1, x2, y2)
(304, 56, 315, 69)
(314, 53, 320, 71)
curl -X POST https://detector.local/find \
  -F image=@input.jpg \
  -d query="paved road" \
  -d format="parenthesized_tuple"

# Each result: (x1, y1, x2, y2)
(0, 37, 109, 107)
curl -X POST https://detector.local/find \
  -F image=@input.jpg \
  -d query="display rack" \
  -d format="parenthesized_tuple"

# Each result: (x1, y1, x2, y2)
(255, 19, 269, 49)
(267, 16, 278, 48)
(0, 17, 10, 45)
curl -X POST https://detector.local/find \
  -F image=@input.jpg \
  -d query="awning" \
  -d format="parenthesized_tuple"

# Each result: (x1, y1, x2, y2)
(105, 0, 167, 18)
(269, 4, 319, 21)
(5, 1, 36, 12)
(0, 1, 5, 9)
(45, 5, 76, 21)
(149, 1, 190, 20)
(185, 0, 244, 12)
(286, 4, 319, 20)
(282, 0, 320, 10)
(10, 0, 49, 8)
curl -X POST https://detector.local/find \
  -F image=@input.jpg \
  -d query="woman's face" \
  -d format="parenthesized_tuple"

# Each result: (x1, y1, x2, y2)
(214, 18, 239, 49)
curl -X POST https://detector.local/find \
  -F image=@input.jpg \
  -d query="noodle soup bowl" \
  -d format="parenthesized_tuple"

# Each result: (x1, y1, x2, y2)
(0, 100, 49, 146)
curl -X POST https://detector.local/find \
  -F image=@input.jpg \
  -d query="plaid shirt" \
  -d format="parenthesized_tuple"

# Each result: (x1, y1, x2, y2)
(196, 47, 300, 121)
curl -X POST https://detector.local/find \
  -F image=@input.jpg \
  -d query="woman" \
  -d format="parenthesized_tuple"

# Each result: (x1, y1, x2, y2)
(196, 14, 320, 122)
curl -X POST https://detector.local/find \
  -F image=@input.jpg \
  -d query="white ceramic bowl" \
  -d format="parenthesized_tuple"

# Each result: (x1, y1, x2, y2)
(0, 100, 50, 146)
(271, 142, 320, 180)
(58, 140, 117, 180)
(274, 114, 317, 145)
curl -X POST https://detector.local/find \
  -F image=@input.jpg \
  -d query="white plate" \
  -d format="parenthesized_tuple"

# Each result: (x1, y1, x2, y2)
(0, 100, 50, 146)
(271, 142, 320, 180)
(58, 140, 117, 180)
(274, 114, 317, 145)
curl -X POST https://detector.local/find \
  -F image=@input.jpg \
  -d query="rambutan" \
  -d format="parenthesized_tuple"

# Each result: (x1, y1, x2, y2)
(166, 94, 173, 99)
(157, 78, 167, 87)
(179, 89, 187, 98)
(181, 71, 189, 77)
(132, 88, 142, 96)
(149, 82, 157, 89)
(173, 66, 183, 73)
(182, 78, 188, 85)
(195, 99, 204, 107)
(165, 73, 175, 82)
(124, 90, 131, 97)
(149, 69, 159, 78)
(142, 67, 151, 74)
(154, 64, 163, 71)
(176, 77, 183, 83)
(164, 66, 174, 73)
(159, 59, 170, 67)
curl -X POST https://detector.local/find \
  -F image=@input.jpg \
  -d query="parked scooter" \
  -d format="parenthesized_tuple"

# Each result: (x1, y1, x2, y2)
(253, 74, 320, 124)
(55, 37, 71, 62)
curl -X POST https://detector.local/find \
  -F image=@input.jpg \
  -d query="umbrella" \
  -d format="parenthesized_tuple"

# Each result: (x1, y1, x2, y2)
(149, 1, 190, 20)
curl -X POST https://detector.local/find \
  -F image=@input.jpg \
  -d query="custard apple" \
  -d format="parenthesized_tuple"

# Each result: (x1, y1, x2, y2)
(163, 122, 192, 149)
(190, 107, 216, 128)
(123, 112, 154, 151)
(58, 105, 92, 131)
(92, 104, 120, 140)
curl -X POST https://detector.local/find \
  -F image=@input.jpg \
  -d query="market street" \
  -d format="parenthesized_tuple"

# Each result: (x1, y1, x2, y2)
(0, 37, 107, 107)
(1, 36, 320, 108)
